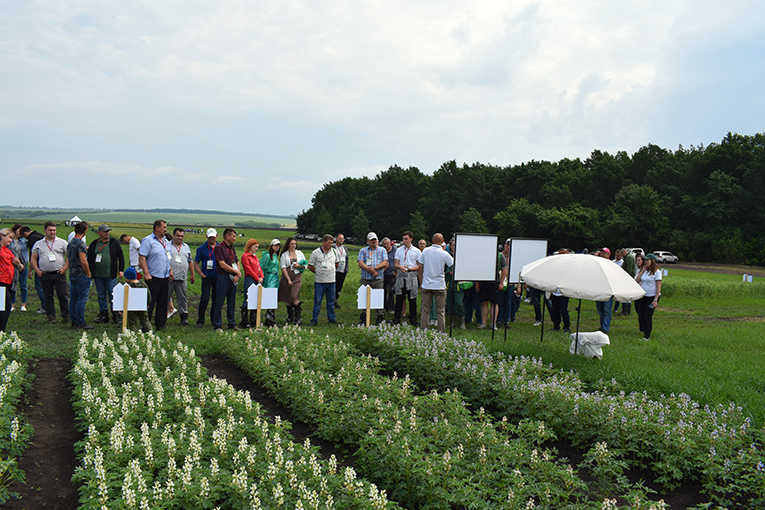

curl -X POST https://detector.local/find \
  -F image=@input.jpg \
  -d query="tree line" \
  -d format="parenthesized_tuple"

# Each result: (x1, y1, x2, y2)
(297, 132, 765, 265)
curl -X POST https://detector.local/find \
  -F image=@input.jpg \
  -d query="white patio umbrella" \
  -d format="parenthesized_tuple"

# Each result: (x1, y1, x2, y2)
(520, 253, 646, 352)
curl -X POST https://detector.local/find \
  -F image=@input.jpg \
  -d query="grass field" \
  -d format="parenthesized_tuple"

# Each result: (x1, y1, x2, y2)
(0, 210, 296, 228)
(4, 243, 765, 429)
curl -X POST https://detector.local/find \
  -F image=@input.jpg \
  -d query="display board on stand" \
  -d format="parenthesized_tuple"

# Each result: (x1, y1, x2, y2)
(452, 233, 499, 282)
(507, 238, 548, 283)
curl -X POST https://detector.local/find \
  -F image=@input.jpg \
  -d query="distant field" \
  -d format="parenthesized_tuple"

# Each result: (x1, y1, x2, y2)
(0, 210, 296, 228)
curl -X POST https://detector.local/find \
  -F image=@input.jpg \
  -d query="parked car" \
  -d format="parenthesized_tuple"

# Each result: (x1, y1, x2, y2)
(625, 247, 645, 257)
(653, 251, 679, 264)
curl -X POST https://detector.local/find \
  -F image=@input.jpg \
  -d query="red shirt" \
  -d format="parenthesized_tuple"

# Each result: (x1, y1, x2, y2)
(0, 246, 15, 285)
(241, 251, 264, 280)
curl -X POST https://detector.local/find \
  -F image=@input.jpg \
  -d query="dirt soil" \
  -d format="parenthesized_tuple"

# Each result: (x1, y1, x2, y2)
(6, 358, 80, 510)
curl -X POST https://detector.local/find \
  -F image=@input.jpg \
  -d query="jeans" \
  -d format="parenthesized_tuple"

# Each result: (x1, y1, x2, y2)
(312, 282, 336, 323)
(11, 265, 28, 304)
(509, 291, 521, 321)
(93, 276, 116, 313)
(197, 276, 217, 325)
(464, 286, 482, 324)
(596, 298, 614, 332)
(69, 275, 91, 326)
(241, 276, 255, 310)
(41, 272, 69, 320)
(213, 275, 237, 329)
(34, 273, 45, 310)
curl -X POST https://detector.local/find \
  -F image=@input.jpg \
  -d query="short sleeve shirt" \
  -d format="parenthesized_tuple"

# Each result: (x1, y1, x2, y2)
(419, 245, 454, 290)
(394, 245, 421, 270)
(128, 237, 141, 267)
(309, 247, 337, 283)
(32, 237, 68, 272)
(358, 245, 387, 280)
(169, 242, 193, 281)
(67, 237, 88, 278)
(195, 242, 218, 278)
(139, 233, 171, 278)
(214, 242, 238, 276)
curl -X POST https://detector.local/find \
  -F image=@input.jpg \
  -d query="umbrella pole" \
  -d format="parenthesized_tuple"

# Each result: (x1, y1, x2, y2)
(575, 298, 582, 354)
(539, 290, 546, 342)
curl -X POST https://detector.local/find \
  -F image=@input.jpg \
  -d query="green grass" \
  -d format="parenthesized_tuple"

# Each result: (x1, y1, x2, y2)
(5, 247, 765, 428)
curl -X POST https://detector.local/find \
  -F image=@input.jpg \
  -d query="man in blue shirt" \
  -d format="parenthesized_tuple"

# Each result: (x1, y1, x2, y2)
(138, 219, 172, 330)
(193, 228, 218, 328)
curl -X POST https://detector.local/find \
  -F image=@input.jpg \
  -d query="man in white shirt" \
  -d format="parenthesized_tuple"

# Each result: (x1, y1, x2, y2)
(120, 234, 142, 269)
(393, 230, 420, 326)
(417, 233, 453, 333)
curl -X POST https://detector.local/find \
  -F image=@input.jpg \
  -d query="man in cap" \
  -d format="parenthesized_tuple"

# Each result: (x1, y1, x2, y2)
(193, 228, 219, 328)
(595, 247, 614, 333)
(357, 232, 388, 325)
(168, 227, 195, 325)
(87, 224, 125, 324)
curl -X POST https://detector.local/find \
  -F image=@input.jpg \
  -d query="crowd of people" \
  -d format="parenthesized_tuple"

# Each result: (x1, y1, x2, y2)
(0, 220, 661, 340)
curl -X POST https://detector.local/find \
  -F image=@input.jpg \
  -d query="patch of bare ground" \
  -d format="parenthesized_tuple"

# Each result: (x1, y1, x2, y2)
(6, 358, 80, 510)
(199, 353, 356, 469)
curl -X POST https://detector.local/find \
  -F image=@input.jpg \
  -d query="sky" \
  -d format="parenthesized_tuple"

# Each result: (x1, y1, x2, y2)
(2, 0, 763, 217)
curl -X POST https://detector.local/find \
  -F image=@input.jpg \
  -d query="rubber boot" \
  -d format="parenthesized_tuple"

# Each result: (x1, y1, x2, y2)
(239, 307, 250, 328)
(459, 316, 466, 330)
(112, 311, 122, 325)
(623, 303, 632, 315)
(249, 310, 258, 328)
(265, 309, 277, 327)
(286, 305, 295, 325)
(295, 302, 303, 326)
(94, 310, 109, 324)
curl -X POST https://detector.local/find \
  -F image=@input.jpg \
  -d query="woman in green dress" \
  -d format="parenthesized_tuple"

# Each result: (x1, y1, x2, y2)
(260, 239, 281, 326)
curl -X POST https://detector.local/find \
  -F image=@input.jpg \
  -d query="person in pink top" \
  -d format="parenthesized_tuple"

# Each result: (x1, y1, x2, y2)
(240, 238, 264, 328)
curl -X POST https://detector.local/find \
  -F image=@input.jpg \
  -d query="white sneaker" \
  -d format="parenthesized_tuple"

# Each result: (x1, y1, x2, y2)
(10, 306, 14, 311)
(533, 321, 541, 326)
(20, 306, 27, 311)
(168, 309, 178, 319)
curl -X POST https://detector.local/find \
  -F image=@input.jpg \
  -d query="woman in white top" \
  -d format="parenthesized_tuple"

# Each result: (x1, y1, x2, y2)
(278, 237, 306, 324)
(634, 253, 662, 340)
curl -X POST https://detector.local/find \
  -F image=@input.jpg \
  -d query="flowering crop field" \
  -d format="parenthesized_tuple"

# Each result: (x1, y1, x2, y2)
(71, 331, 397, 509)
(0, 333, 33, 504)
(219, 326, 681, 509)
(339, 324, 765, 507)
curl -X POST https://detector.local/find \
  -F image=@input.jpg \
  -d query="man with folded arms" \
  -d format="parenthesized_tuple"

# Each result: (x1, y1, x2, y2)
(30, 221, 69, 323)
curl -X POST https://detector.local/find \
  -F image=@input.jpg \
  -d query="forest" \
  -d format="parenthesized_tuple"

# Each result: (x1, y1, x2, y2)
(297, 132, 765, 265)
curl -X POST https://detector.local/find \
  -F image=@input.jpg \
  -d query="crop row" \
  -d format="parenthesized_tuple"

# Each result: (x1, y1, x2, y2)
(221, 326, 666, 509)
(341, 324, 765, 507)
(70, 331, 398, 509)
(0, 332, 33, 505)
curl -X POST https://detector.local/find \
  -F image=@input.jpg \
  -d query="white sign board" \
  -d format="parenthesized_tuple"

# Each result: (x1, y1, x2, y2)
(357, 286, 384, 309)
(112, 284, 148, 311)
(0, 289, 5, 310)
(507, 238, 548, 284)
(246, 285, 278, 309)
(452, 233, 499, 282)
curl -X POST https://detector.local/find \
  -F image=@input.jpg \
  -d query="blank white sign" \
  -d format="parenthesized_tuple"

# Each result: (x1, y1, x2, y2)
(112, 284, 149, 311)
(0, 289, 5, 310)
(246, 284, 278, 309)
(507, 238, 548, 284)
(452, 233, 499, 282)
(357, 286, 384, 309)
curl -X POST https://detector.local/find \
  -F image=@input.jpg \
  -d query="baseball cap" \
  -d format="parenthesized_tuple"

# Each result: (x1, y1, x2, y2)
(206, 228, 218, 237)
(367, 232, 378, 240)
(98, 224, 110, 232)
